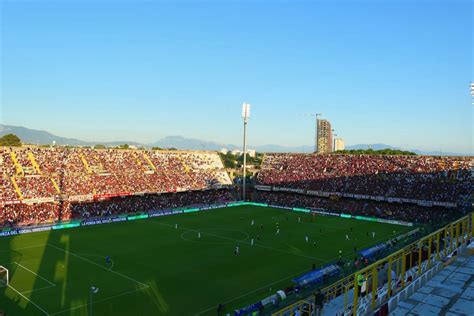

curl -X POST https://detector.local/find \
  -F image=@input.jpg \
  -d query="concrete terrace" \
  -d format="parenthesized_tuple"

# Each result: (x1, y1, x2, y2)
(390, 254, 474, 316)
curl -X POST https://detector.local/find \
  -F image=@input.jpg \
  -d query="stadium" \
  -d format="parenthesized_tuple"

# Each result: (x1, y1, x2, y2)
(0, 145, 472, 315)
(1, 1, 473, 316)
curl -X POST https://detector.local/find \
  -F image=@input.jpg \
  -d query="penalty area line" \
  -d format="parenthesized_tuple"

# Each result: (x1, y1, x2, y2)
(47, 243, 149, 289)
(49, 285, 149, 316)
(7, 284, 50, 315)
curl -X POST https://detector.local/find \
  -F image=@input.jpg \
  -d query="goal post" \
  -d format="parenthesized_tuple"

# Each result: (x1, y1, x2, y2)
(0, 266, 8, 287)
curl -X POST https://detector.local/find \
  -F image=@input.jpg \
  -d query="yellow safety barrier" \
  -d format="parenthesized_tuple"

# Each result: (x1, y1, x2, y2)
(273, 213, 473, 316)
(143, 153, 157, 171)
(10, 152, 24, 176)
(80, 154, 93, 174)
(10, 176, 23, 200)
(28, 152, 42, 175)
(50, 178, 61, 194)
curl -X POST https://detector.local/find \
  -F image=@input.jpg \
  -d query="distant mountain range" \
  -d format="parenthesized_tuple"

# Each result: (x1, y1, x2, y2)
(0, 124, 470, 156)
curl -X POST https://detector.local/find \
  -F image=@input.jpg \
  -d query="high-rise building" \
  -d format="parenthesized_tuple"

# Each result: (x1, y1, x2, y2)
(316, 119, 332, 153)
(334, 138, 345, 152)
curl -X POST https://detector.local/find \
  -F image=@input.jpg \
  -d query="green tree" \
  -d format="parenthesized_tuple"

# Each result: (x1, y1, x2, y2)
(334, 148, 416, 156)
(94, 144, 106, 149)
(0, 134, 22, 147)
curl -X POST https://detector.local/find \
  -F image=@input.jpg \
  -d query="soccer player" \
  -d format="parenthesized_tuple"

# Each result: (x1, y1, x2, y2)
(305, 236, 309, 243)
(313, 241, 317, 247)
(275, 228, 280, 235)
(175, 223, 178, 229)
(234, 246, 239, 255)
(298, 217, 301, 223)
(198, 232, 201, 239)
(251, 219, 254, 226)
(251, 238, 254, 246)
(372, 231, 376, 239)
(105, 256, 111, 266)
(350, 227, 353, 233)
(346, 234, 350, 241)
(338, 250, 343, 260)
(257, 234, 261, 241)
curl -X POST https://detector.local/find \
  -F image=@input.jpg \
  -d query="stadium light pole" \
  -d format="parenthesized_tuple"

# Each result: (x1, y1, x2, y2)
(242, 103, 251, 201)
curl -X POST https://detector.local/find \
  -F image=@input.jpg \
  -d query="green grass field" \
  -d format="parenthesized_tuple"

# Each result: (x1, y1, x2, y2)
(0, 205, 411, 315)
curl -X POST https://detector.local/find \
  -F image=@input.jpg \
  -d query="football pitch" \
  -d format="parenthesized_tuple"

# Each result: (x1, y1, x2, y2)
(0, 205, 412, 315)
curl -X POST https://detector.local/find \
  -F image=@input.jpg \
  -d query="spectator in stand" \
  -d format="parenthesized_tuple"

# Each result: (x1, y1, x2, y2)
(257, 154, 471, 204)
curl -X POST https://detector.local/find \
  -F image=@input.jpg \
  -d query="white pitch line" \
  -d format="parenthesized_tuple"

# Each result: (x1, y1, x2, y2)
(0, 244, 46, 254)
(194, 266, 313, 315)
(47, 244, 149, 288)
(151, 221, 326, 262)
(49, 285, 149, 316)
(14, 262, 56, 286)
(21, 284, 56, 295)
(7, 284, 50, 315)
(194, 231, 409, 315)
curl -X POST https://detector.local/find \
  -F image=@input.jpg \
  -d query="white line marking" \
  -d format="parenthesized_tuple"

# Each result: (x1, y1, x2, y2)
(151, 221, 325, 261)
(0, 244, 46, 254)
(7, 284, 50, 315)
(194, 266, 312, 315)
(49, 286, 148, 316)
(194, 230, 410, 315)
(14, 262, 56, 286)
(47, 243, 149, 288)
(21, 284, 56, 294)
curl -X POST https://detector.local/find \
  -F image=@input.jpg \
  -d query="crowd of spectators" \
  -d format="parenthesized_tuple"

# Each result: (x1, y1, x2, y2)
(0, 189, 235, 227)
(1, 147, 232, 201)
(71, 189, 234, 219)
(255, 191, 464, 225)
(257, 154, 472, 204)
(0, 203, 67, 227)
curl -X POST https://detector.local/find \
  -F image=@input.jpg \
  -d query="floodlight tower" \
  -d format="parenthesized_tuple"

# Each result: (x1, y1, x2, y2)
(241, 103, 251, 201)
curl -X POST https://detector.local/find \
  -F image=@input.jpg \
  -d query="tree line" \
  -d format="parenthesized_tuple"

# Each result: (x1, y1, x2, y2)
(335, 148, 417, 155)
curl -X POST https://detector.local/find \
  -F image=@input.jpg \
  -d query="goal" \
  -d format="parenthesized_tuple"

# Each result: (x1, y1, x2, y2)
(0, 266, 8, 287)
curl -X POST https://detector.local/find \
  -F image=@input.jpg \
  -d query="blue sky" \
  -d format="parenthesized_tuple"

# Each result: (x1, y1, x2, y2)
(1, 0, 472, 153)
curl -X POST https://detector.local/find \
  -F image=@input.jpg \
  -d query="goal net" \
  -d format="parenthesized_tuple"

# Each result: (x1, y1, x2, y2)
(0, 266, 8, 287)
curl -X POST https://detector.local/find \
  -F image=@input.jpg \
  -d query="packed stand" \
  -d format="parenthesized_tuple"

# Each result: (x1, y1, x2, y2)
(0, 147, 232, 200)
(0, 190, 234, 227)
(0, 146, 233, 226)
(257, 154, 472, 204)
(255, 191, 464, 225)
